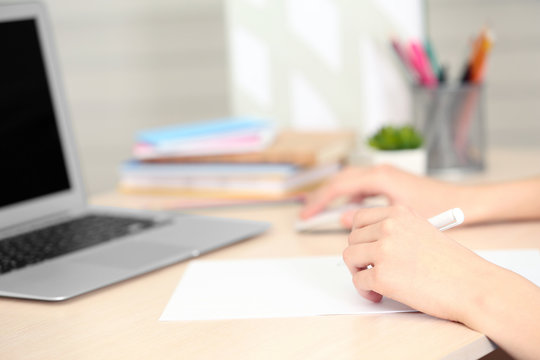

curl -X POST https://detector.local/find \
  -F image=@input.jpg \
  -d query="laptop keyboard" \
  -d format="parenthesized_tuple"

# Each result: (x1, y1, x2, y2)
(0, 214, 158, 275)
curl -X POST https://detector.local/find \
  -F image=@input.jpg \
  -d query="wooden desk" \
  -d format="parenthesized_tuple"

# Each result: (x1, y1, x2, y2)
(2, 147, 540, 359)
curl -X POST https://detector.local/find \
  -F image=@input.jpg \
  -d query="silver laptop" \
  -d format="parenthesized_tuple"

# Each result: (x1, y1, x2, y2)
(0, 2, 270, 301)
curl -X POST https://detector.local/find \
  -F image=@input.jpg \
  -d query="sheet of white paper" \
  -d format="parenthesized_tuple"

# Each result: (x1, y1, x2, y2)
(160, 249, 540, 321)
(160, 256, 411, 321)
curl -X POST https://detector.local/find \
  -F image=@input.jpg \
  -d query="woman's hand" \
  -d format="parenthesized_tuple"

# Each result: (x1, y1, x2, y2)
(343, 205, 493, 322)
(300, 165, 463, 228)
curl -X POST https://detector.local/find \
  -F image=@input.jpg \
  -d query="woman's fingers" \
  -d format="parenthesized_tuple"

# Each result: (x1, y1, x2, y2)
(300, 178, 361, 219)
(340, 209, 359, 228)
(353, 269, 383, 303)
(300, 166, 387, 220)
(349, 221, 395, 245)
(352, 205, 416, 230)
(342, 242, 378, 273)
(351, 207, 393, 229)
(342, 243, 384, 302)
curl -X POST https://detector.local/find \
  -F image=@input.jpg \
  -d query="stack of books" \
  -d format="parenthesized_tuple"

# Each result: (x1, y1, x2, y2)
(118, 117, 355, 208)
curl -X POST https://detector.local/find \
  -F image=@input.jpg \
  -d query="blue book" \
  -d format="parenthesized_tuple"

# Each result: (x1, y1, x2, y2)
(121, 161, 300, 177)
(137, 117, 272, 145)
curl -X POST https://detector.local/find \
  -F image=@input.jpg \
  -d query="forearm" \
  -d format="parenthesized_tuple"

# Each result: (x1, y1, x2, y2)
(460, 265, 540, 360)
(455, 177, 540, 224)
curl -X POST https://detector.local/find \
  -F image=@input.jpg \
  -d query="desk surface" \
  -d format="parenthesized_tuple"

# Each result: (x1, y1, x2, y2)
(3, 147, 540, 360)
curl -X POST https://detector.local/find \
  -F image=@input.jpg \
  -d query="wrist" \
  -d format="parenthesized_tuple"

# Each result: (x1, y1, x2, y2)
(457, 264, 540, 359)
(457, 262, 530, 334)
(456, 264, 502, 329)
(453, 184, 492, 224)
(456, 179, 540, 224)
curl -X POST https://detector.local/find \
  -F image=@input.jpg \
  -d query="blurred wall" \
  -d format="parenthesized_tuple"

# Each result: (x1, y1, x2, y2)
(2, 0, 538, 195)
(38, 0, 229, 195)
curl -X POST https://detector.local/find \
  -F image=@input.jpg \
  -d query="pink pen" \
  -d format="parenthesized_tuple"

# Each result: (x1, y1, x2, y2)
(409, 41, 438, 88)
(391, 39, 419, 83)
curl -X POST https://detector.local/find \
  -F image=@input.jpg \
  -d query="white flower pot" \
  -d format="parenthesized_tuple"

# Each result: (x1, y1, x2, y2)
(369, 148, 427, 175)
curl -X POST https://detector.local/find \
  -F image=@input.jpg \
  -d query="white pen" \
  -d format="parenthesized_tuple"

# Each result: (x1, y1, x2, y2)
(428, 208, 465, 231)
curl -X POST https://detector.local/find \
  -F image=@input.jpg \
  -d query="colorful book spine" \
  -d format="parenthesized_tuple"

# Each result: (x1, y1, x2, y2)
(136, 117, 273, 145)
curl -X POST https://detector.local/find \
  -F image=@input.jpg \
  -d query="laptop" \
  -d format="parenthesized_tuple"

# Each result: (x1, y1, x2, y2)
(0, 2, 270, 301)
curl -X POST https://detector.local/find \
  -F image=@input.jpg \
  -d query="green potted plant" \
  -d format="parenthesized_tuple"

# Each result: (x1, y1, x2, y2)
(367, 125, 426, 175)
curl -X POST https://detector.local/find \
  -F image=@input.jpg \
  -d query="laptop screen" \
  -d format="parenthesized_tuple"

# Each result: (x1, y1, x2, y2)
(0, 19, 71, 208)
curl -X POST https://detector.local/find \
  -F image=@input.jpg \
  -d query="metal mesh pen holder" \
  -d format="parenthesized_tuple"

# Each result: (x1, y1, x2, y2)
(412, 84, 485, 174)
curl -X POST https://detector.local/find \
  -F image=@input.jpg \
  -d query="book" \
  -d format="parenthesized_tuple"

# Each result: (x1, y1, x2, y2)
(136, 117, 273, 145)
(91, 191, 304, 211)
(134, 117, 276, 159)
(118, 163, 341, 199)
(142, 130, 355, 167)
(120, 162, 302, 179)
(134, 131, 275, 159)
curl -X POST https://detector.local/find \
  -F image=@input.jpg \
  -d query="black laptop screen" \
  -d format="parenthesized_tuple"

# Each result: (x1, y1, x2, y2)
(0, 19, 71, 208)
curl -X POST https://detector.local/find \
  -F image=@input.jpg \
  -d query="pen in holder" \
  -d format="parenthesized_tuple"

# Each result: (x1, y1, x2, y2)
(412, 84, 485, 174)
